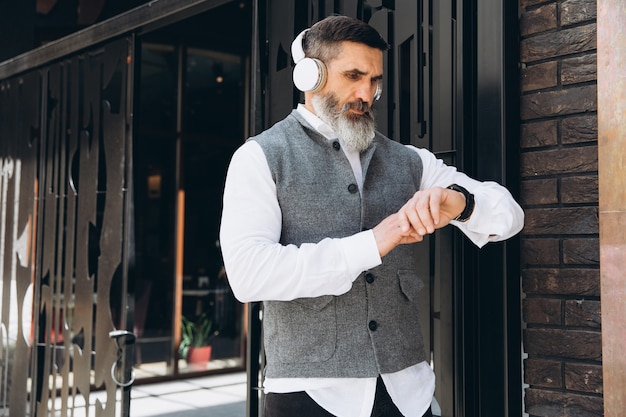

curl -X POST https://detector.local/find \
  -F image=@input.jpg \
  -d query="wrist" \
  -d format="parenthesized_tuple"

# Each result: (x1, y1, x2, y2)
(446, 184, 475, 222)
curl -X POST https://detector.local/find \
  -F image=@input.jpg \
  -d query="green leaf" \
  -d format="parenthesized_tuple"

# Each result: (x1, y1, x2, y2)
(178, 314, 218, 358)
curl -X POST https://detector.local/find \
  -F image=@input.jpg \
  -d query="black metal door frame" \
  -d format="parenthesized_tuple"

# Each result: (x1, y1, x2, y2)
(455, 0, 522, 415)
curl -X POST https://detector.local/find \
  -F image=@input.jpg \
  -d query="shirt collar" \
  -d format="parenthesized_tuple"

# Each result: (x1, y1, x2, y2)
(296, 104, 337, 140)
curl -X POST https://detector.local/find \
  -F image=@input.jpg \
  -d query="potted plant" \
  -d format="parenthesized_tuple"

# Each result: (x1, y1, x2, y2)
(179, 313, 218, 365)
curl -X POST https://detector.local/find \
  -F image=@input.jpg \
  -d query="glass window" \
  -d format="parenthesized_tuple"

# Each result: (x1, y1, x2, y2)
(133, 42, 246, 380)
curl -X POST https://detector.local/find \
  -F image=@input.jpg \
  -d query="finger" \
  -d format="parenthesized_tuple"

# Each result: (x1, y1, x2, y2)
(399, 233, 423, 244)
(401, 199, 427, 236)
(414, 194, 436, 235)
(429, 192, 442, 228)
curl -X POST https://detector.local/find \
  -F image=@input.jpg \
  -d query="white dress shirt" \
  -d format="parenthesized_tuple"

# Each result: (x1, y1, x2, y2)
(220, 104, 525, 417)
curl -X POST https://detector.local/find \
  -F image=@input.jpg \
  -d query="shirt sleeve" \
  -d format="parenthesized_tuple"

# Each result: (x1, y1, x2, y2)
(219, 140, 382, 303)
(413, 147, 525, 248)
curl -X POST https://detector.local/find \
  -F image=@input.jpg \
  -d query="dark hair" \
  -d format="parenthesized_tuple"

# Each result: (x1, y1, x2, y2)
(303, 15, 389, 64)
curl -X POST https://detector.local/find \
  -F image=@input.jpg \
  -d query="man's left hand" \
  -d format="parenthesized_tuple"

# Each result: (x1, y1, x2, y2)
(397, 186, 466, 237)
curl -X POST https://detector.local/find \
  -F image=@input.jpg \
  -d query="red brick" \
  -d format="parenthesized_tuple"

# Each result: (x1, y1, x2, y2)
(522, 268, 600, 296)
(561, 53, 597, 85)
(523, 207, 598, 235)
(565, 363, 603, 394)
(565, 299, 601, 328)
(521, 0, 554, 7)
(561, 175, 598, 204)
(521, 85, 597, 120)
(525, 358, 563, 388)
(524, 328, 602, 360)
(523, 298, 563, 325)
(521, 120, 558, 148)
(560, 0, 597, 26)
(525, 388, 604, 416)
(562, 238, 599, 265)
(521, 147, 597, 177)
(561, 115, 597, 144)
(521, 3, 557, 36)
(521, 61, 558, 91)
(522, 238, 560, 265)
(521, 179, 558, 205)
(521, 24, 596, 63)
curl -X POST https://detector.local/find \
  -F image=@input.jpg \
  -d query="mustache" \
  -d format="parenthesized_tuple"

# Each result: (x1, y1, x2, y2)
(340, 99, 373, 118)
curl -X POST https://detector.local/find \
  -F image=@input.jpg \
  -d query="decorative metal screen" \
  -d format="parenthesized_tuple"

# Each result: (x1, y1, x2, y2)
(0, 36, 134, 417)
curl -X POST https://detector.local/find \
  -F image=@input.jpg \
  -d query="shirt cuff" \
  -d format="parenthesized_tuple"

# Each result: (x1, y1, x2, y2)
(337, 230, 382, 281)
(451, 191, 511, 248)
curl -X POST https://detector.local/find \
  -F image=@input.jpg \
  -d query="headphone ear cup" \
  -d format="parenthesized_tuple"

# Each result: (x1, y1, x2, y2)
(374, 81, 382, 101)
(293, 57, 327, 93)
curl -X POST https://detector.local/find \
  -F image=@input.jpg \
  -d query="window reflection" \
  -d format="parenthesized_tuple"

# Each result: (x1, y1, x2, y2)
(134, 42, 245, 380)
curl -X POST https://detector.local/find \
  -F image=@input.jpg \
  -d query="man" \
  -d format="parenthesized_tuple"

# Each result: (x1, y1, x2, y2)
(220, 15, 524, 417)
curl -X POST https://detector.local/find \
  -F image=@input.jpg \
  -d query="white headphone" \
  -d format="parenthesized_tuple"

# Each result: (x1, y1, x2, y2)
(291, 28, 383, 101)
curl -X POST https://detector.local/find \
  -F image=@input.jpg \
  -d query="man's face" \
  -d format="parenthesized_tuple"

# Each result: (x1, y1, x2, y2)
(310, 41, 383, 152)
(322, 41, 384, 112)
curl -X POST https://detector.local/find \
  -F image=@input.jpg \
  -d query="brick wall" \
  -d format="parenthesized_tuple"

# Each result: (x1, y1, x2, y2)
(519, 0, 602, 416)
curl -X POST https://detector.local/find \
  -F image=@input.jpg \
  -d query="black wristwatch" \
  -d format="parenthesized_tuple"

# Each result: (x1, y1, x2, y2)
(446, 184, 475, 222)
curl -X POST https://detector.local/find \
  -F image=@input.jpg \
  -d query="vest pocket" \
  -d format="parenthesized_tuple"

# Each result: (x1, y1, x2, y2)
(397, 269, 424, 302)
(396, 269, 426, 352)
(273, 295, 337, 363)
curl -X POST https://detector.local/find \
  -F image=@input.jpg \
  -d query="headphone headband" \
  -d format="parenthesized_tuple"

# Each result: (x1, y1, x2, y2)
(291, 29, 309, 63)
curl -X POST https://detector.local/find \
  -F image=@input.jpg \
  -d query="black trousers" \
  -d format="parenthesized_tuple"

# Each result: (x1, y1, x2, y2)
(263, 377, 434, 417)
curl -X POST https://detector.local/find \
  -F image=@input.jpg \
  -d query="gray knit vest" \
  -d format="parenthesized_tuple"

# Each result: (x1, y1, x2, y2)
(253, 110, 426, 378)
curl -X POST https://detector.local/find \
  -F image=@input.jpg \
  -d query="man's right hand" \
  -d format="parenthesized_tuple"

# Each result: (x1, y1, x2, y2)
(372, 212, 422, 257)
(372, 187, 466, 257)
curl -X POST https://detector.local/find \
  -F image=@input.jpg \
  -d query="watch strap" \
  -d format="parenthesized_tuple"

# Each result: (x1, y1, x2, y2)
(446, 184, 475, 222)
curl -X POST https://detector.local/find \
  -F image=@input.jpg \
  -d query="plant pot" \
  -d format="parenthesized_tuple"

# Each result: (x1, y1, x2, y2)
(187, 345, 212, 364)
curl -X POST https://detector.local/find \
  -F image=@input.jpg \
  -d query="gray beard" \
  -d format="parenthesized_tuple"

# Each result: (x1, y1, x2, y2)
(311, 93, 376, 153)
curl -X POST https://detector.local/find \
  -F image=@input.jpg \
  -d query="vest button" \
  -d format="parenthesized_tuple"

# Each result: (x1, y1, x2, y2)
(348, 183, 358, 194)
(333, 141, 341, 150)
(365, 273, 375, 283)
(368, 320, 378, 331)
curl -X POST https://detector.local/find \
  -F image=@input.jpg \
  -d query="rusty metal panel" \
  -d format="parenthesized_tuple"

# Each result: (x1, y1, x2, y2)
(0, 35, 134, 417)
(598, 1, 626, 416)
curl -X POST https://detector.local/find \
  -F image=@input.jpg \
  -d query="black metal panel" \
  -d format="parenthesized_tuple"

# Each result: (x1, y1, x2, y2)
(0, 36, 134, 417)
(431, 0, 454, 156)
(264, 0, 298, 125)
(472, 0, 522, 416)
(455, 0, 522, 416)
